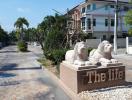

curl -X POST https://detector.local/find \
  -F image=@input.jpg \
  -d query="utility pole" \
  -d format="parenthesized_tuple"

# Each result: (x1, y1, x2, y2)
(114, 0, 118, 54)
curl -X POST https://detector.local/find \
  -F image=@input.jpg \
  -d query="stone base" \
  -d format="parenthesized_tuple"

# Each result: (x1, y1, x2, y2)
(60, 62, 125, 93)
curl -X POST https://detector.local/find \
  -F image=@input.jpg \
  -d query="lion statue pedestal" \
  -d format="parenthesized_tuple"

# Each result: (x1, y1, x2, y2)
(60, 41, 125, 94)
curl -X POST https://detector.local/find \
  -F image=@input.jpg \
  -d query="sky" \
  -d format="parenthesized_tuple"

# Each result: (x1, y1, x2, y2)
(0, 0, 84, 32)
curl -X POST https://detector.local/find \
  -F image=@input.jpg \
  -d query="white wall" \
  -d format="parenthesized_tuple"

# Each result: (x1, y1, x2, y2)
(85, 38, 126, 49)
(93, 32, 107, 39)
(86, 39, 101, 48)
(127, 46, 132, 54)
(126, 37, 132, 54)
(87, 3, 109, 15)
(117, 38, 126, 48)
(93, 16, 108, 31)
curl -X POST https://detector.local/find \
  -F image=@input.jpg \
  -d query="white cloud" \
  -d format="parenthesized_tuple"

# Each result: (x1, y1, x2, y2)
(17, 7, 30, 13)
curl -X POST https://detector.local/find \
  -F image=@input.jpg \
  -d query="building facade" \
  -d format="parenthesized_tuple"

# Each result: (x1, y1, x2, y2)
(67, 5, 81, 35)
(67, 0, 131, 40)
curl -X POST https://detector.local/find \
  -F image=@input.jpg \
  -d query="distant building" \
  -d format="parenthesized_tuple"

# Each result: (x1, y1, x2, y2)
(66, 5, 81, 35)
(67, 0, 131, 40)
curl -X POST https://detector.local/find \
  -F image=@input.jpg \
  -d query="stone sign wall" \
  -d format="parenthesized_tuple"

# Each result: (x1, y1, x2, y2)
(60, 63, 125, 93)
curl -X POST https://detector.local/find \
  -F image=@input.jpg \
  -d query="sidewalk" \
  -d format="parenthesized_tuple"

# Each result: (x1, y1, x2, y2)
(0, 45, 71, 100)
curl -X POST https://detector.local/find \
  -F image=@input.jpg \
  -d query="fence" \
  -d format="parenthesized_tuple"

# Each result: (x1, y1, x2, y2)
(85, 38, 126, 49)
(116, 38, 126, 48)
(85, 39, 101, 48)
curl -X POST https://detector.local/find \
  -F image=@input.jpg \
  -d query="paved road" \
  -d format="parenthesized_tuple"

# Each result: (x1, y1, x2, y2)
(0, 45, 71, 100)
(112, 48, 132, 82)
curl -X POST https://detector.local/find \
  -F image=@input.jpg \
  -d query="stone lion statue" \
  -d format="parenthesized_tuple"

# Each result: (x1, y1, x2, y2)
(89, 40, 118, 66)
(65, 41, 91, 66)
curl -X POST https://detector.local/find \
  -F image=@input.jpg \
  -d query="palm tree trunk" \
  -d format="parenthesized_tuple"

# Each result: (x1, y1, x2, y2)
(20, 27, 24, 41)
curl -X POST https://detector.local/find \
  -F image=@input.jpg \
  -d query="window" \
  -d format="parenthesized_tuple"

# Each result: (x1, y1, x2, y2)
(111, 19, 118, 26)
(110, 5, 114, 8)
(82, 7, 86, 13)
(124, 6, 129, 11)
(105, 5, 108, 10)
(87, 18, 91, 29)
(93, 19, 96, 26)
(105, 19, 108, 27)
(92, 3, 96, 10)
(111, 19, 114, 27)
(87, 5, 91, 10)
(81, 17, 85, 30)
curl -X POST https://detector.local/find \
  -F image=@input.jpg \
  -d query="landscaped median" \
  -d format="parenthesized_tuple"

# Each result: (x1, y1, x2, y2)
(37, 48, 93, 79)
(37, 57, 81, 100)
(37, 58, 60, 77)
(37, 48, 95, 100)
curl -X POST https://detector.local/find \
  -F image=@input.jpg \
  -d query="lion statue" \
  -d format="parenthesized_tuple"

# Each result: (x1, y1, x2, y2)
(89, 40, 118, 66)
(65, 41, 91, 66)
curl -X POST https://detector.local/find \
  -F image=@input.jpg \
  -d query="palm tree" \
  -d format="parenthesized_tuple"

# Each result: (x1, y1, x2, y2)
(14, 17, 29, 41)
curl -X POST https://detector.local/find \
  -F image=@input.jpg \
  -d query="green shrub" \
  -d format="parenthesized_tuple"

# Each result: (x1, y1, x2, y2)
(45, 48, 93, 64)
(17, 41, 28, 52)
(44, 49, 54, 61)
(87, 48, 93, 56)
(38, 58, 53, 67)
(128, 29, 132, 36)
(44, 48, 68, 65)
(52, 49, 67, 64)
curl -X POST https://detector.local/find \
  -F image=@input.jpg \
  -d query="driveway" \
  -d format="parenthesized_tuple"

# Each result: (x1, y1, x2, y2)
(0, 45, 71, 100)
(113, 48, 132, 82)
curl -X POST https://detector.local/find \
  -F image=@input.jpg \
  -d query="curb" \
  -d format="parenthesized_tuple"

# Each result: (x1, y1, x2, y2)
(37, 61, 81, 100)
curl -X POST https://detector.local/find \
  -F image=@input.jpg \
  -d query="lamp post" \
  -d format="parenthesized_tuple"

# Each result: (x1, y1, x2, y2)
(114, 0, 118, 54)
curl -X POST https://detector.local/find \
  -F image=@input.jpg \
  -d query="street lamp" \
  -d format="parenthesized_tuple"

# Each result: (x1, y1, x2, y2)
(114, 0, 118, 54)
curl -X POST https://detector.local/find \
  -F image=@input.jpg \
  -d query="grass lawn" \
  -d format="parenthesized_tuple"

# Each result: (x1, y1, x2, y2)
(38, 58, 60, 78)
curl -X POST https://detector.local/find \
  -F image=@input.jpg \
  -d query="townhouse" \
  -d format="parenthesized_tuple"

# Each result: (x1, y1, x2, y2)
(67, 0, 131, 40)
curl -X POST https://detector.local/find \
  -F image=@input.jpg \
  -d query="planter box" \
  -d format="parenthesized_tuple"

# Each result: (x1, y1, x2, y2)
(60, 62, 125, 93)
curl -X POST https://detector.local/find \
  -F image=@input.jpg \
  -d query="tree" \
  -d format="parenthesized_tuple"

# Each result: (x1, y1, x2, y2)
(14, 17, 29, 41)
(36, 25, 45, 50)
(9, 30, 18, 42)
(36, 14, 69, 64)
(24, 28, 37, 42)
(124, 0, 132, 36)
(37, 14, 68, 51)
(0, 25, 9, 45)
(14, 17, 29, 52)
